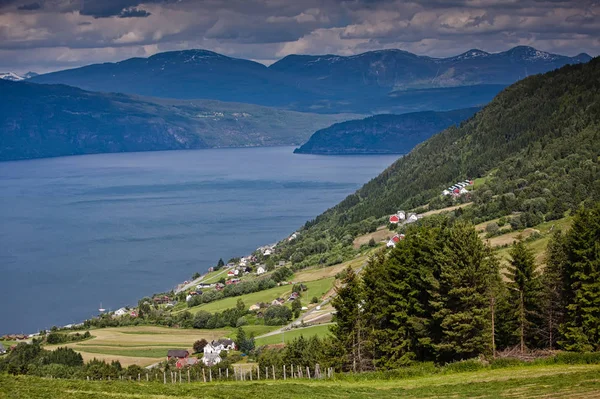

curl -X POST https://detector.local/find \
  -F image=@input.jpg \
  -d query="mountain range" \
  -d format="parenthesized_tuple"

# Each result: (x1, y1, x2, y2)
(0, 79, 352, 162)
(29, 46, 590, 114)
(294, 107, 479, 155)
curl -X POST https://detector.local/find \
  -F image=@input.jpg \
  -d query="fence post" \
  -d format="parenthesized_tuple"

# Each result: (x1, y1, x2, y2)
(250, 368, 253, 381)
(163, 372, 166, 384)
(272, 365, 276, 380)
(265, 367, 268, 380)
(187, 370, 190, 383)
(203, 368, 206, 383)
(307, 366, 311, 379)
(219, 368, 222, 380)
(257, 366, 260, 380)
(283, 365, 286, 380)
(291, 364, 294, 379)
(209, 369, 212, 382)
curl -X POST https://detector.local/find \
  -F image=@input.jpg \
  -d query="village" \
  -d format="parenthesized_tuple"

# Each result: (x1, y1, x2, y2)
(0, 181, 480, 368)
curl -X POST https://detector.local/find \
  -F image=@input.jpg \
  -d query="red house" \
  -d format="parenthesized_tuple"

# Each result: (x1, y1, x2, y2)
(392, 234, 406, 243)
(167, 350, 189, 362)
(389, 215, 400, 224)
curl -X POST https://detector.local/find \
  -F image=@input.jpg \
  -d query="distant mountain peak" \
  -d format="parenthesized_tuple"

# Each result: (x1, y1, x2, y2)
(504, 46, 559, 61)
(0, 72, 25, 81)
(452, 49, 491, 60)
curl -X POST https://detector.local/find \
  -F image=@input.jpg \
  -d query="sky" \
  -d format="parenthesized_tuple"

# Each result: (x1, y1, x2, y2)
(0, 0, 598, 74)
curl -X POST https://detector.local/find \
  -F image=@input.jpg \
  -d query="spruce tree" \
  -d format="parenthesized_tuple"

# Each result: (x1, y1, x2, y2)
(505, 240, 542, 352)
(541, 230, 567, 349)
(375, 226, 441, 366)
(431, 223, 493, 363)
(331, 266, 370, 371)
(561, 204, 600, 351)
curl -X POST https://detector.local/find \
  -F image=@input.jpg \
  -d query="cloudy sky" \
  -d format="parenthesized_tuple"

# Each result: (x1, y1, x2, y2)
(0, 0, 598, 73)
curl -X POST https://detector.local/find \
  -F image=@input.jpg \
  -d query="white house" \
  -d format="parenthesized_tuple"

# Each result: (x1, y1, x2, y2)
(249, 304, 261, 311)
(405, 213, 419, 224)
(114, 308, 128, 317)
(397, 211, 406, 220)
(256, 266, 266, 275)
(202, 352, 222, 366)
(459, 187, 469, 194)
(263, 248, 272, 256)
(442, 189, 451, 196)
(186, 295, 193, 302)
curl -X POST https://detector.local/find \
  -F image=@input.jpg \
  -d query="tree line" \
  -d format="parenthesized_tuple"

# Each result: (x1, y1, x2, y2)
(330, 203, 600, 371)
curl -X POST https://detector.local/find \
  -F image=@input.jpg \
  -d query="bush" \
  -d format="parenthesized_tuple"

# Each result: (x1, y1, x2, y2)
(264, 306, 292, 326)
(311, 296, 319, 304)
(236, 317, 248, 327)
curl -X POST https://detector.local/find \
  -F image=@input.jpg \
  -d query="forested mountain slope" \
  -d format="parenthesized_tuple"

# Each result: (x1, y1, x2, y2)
(294, 108, 479, 155)
(278, 57, 600, 266)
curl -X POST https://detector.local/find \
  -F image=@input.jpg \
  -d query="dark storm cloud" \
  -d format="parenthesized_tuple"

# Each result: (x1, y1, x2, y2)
(17, 2, 40, 10)
(0, 0, 598, 73)
(79, 0, 159, 18)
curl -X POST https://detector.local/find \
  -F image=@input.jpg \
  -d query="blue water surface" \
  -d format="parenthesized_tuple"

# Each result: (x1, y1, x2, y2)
(0, 147, 397, 334)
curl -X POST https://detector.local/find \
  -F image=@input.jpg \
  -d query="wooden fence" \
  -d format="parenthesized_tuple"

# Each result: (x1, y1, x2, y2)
(83, 364, 334, 383)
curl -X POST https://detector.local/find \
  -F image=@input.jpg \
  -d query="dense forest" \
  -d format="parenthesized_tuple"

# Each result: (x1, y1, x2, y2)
(273, 57, 600, 268)
(294, 108, 479, 155)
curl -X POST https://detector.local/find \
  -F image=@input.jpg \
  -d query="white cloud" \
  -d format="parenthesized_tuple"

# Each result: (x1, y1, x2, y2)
(0, 0, 598, 73)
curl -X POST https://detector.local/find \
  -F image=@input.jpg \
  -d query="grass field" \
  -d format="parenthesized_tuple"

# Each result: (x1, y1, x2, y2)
(3, 364, 600, 398)
(255, 324, 332, 346)
(186, 277, 335, 314)
(45, 326, 230, 367)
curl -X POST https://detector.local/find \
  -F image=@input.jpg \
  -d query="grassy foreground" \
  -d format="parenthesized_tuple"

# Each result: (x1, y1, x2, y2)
(2, 364, 600, 398)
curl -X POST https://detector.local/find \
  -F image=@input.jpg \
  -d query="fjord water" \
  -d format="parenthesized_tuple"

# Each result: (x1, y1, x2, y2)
(0, 147, 397, 334)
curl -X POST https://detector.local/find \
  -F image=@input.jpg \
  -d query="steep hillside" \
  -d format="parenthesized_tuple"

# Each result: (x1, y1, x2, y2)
(274, 57, 600, 267)
(0, 80, 353, 162)
(294, 108, 479, 155)
(29, 47, 588, 114)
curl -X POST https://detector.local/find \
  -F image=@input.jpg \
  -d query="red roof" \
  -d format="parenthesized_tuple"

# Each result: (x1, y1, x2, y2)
(389, 215, 400, 223)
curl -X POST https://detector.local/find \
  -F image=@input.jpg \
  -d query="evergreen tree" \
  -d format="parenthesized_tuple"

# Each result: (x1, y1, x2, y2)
(561, 204, 600, 351)
(431, 223, 494, 363)
(541, 230, 567, 349)
(485, 248, 503, 358)
(505, 240, 542, 352)
(365, 225, 441, 367)
(331, 266, 370, 371)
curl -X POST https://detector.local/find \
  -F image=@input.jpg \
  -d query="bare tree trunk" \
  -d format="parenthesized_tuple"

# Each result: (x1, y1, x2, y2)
(491, 296, 496, 359)
(520, 290, 525, 354)
(549, 309, 554, 350)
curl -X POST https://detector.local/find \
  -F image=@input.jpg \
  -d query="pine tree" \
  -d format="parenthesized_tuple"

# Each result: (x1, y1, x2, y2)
(541, 230, 567, 349)
(560, 204, 600, 351)
(505, 240, 542, 352)
(331, 266, 370, 371)
(370, 226, 441, 367)
(431, 223, 494, 363)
